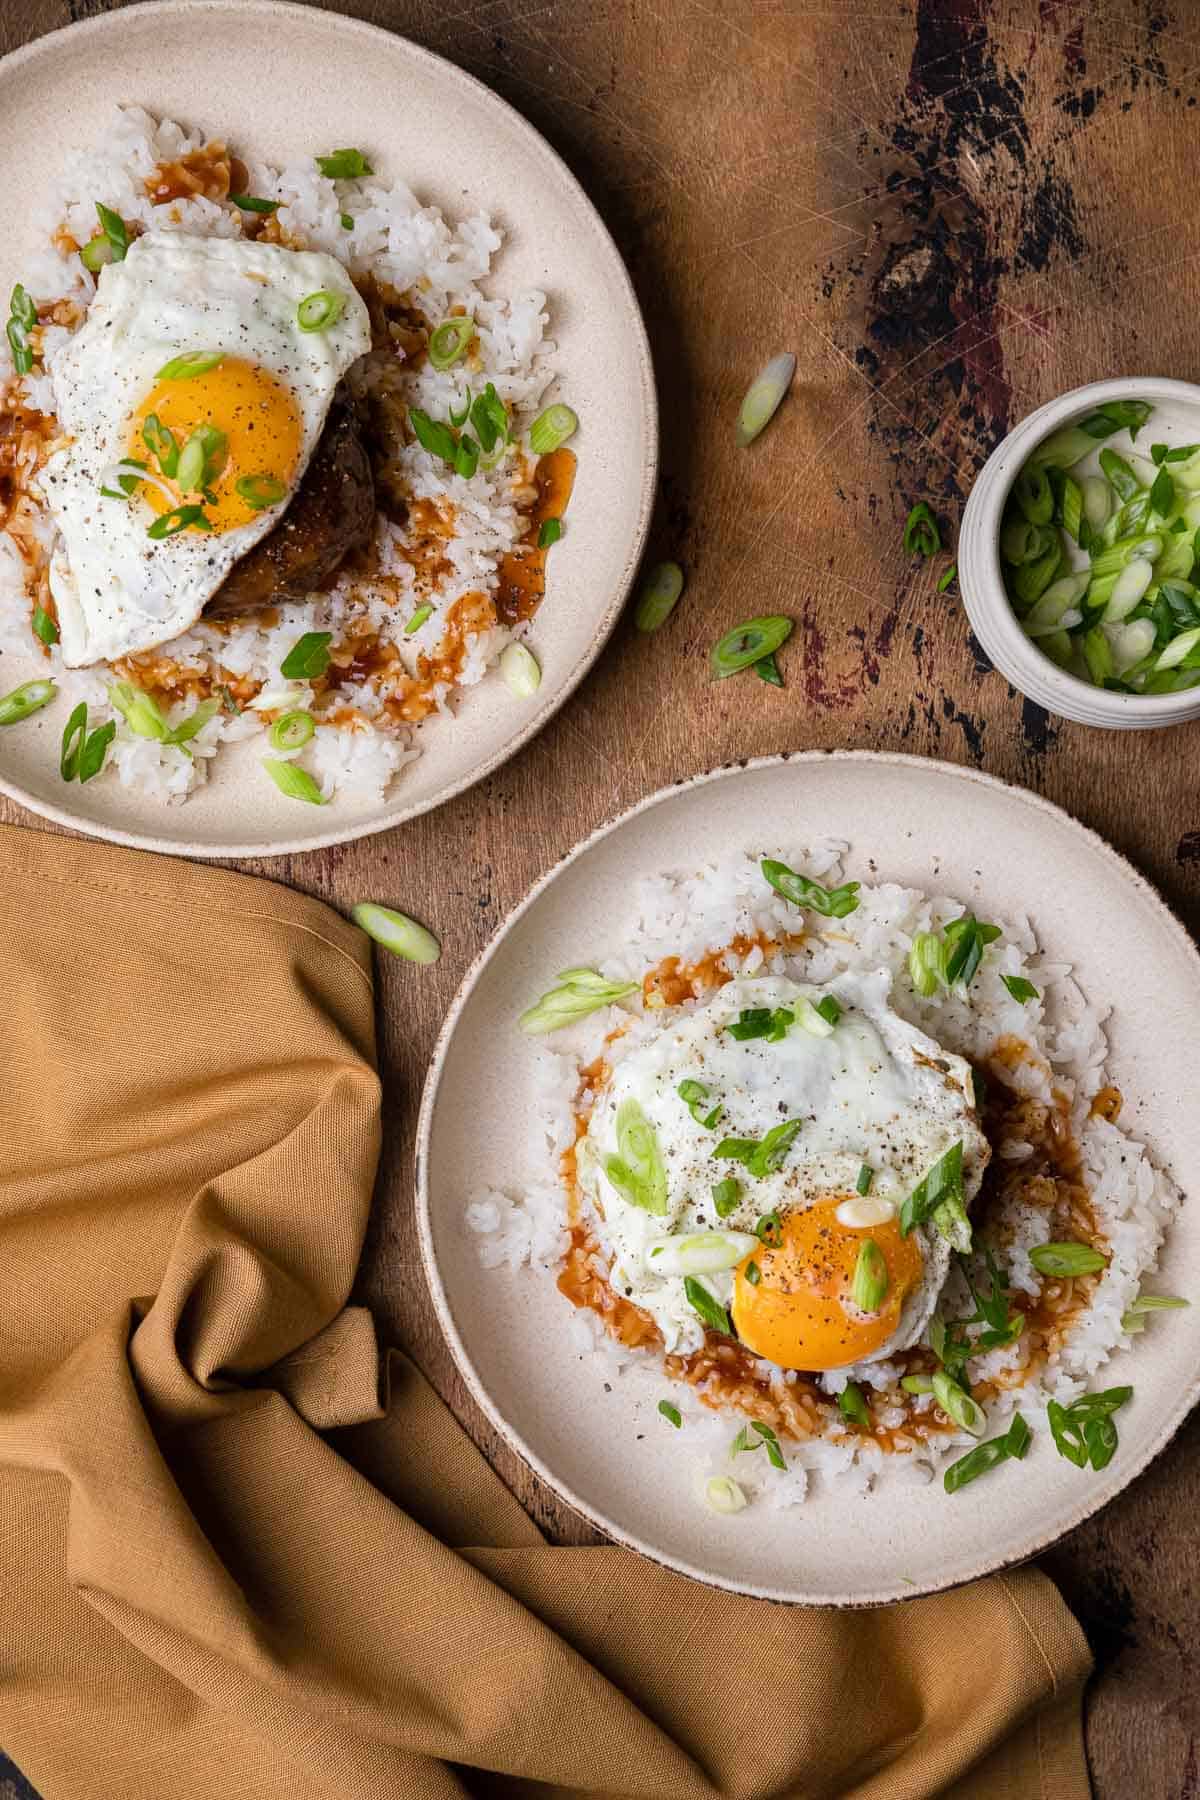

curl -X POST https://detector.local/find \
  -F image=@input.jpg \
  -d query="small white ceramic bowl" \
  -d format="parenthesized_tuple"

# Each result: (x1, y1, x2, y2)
(960, 376, 1200, 729)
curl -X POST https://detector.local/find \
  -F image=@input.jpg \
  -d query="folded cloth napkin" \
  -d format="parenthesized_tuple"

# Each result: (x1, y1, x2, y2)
(0, 823, 1092, 1800)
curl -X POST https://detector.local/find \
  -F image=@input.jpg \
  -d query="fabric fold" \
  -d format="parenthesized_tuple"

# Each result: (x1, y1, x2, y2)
(0, 823, 1092, 1800)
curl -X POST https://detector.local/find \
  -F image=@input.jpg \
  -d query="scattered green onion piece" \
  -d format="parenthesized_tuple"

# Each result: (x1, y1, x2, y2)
(94, 202, 128, 263)
(677, 1077, 722, 1128)
(80, 235, 112, 273)
(340, 211, 354, 231)
(856, 1164, 874, 1195)
(755, 652, 784, 686)
(815, 994, 841, 1027)
(684, 1275, 732, 1336)
(908, 931, 942, 997)
(710, 615, 794, 679)
(453, 433, 479, 480)
(1001, 974, 1039, 1003)
(900, 1141, 968, 1249)
(280, 631, 333, 680)
(943, 1414, 1030, 1493)
(745, 1261, 761, 1286)
(448, 388, 472, 429)
(500, 641, 541, 698)
(156, 350, 224, 381)
(760, 858, 859, 917)
(736, 352, 795, 447)
(838, 1383, 870, 1428)
(538, 517, 563, 550)
(31, 605, 58, 646)
(647, 1230, 758, 1275)
(1098, 447, 1140, 502)
(900, 1374, 934, 1395)
(0, 678, 56, 725)
(147, 504, 211, 540)
(428, 315, 475, 371)
(6, 316, 32, 375)
(409, 407, 458, 464)
(1125, 1293, 1188, 1313)
(9, 284, 35, 331)
(177, 423, 228, 494)
(268, 710, 315, 753)
(712, 1177, 740, 1219)
(263, 757, 324, 805)
(1029, 1242, 1107, 1278)
(750, 1421, 786, 1470)
(936, 562, 958, 592)
(297, 289, 345, 333)
(658, 1400, 682, 1429)
(932, 1369, 987, 1438)
(143, 414, 179, 478)
(518, 967, 637, 1035)
(851, 1239, 889, 1313)
(634, 560, 685, 633)
(704, 1475, 746, 1514)
(60, 704, 86, 780)
(350, 901, 440, 964)
(230, 193, 280, 214)
(529, 403, 578, 457)
(793, 996, 836, 1038)
(405, 604, 434, 635)
(60, 702, 114, 783)
(108, 680, 170, 741)
(604, 1100, 668, 1217)
(903, 501, 941, 557)
(235, 473, 287, 510)
(316, 149, 372, 178)
(755, 1211, 784, 1247)
(470, 383, 509, 454)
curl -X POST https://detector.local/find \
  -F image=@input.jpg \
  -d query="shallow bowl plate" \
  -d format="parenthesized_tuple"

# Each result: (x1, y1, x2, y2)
(418, 753, 1200, 1604)
(0, 0, 655, 857)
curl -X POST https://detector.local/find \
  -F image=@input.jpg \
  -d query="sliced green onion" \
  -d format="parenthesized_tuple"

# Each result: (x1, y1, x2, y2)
(745, 1261, 761, 1286)
(268, 710, 315, 752)
(0, 678, 56, 725)
(177, 423, 228, 493)
(147, 504, 211, 540)
(9, 284, 35, 331)
(755, 651, 784, 686)
(713, 1119, 802, 1179)
(409, 407, 458, 464)
(280, 631, 333, 680)
(405, 603, 434, 635)
(428, 315, 475, 370)
(814, 994, 841, 1027)
(500, 641, 541, 697)
(611, 1097, 668, 1216)
(904, 501, 942, 556)
(936, 562, 958, 593)
(340, 212, 354, 231)
(316, 148, 372, 178)
(94, 202, 128, 263)
(1001, 974, 1039, 1003)
(1060, 475, 1083, 543)
(156, 350, 224, 380)
(1014, 466, 1054, 526)
(712, 1177, 740, 1219)
(900, 1373, 934, 1395)
(453, 433, 479, 480)
(263, 757, 324, 804)
(677, 1077, 722, 1127)
(230, 193, 280, 214)
(793, 995, 837, 1038)
(1125, 1293, 1188, 1313)
(908, 931, 942, 997)
(851, 1239, 889, 1312)
(60, 702, 114, 783)
(6, 316, 32, 375)
(538, 517, 563, 550)
(900, 1141, 966, 1240)
(704, 1475, 746, 1514)
(932, 1370, 986, 1438)
(755, 1210, 784, 1247)
(350, 900, 440, 964)
(736, 352, 795, 447)
(529, 403, 578, 456)
(710, 616, 795, 679)
(634, 560, 685, 633)
(448, 388, 472, 429)
(761, 858, 859, 917)
(944, 1414, 1030, 1493)
(470, 383, 509, 454)
(297, 289, 345, 333)
(31, 605, 58, 646)
(647, 1230, 758, 1276)
(518, 967, 637, 1035)
(109, 680, 169, 740)
(684, 1275, 732, 1335)
(235, 473, 287, 510)
(1150, 466, 1175, 517)
(1155, 625, 1200, 670)
(658, 1400, 682, 1428)
(1029, 1241, 1107, 1278)
(142, 414, 179, 478)
(856, 1163, 873, 1195)
(80, 235, 112, 272)
(838, 1383, 870, 1428)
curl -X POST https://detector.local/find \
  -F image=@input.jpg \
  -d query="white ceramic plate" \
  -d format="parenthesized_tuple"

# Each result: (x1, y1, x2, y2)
(0, 0, 655, 858)
(418, 753, 1200, 1604)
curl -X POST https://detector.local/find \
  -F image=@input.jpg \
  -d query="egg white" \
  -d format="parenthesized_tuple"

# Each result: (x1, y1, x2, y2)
(38, 233, 371, 666)
(576, 971, 990, 1361)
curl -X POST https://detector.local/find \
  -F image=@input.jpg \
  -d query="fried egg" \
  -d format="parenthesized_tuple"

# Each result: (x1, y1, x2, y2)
(38, 233, 371, 665)
(575, 971, 990, 1368)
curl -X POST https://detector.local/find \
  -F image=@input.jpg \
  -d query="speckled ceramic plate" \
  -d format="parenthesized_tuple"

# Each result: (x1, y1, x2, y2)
(0, 0, 655, 857)
(417, 753, 1200, 1604)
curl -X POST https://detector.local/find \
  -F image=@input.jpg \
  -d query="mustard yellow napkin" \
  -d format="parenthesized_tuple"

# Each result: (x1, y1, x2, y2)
(0, 823, 1091, 1799)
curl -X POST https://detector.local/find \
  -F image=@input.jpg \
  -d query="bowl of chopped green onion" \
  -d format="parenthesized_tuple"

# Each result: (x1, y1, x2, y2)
(960, 377, 1200, 728)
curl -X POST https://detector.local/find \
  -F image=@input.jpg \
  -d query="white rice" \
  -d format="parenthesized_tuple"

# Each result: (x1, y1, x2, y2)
(0, 106, 559, 804)
(467, 843, 1180, 1508)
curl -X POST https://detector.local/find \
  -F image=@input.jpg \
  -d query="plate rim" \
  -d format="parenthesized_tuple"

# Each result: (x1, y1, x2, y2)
(415, 749, 1200, 1605)
(0, 0, 658, 859)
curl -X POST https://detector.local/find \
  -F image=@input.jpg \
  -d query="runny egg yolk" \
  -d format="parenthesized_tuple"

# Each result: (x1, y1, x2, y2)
(730, 1200, 925, 1372)
(128, 356, 303, 533)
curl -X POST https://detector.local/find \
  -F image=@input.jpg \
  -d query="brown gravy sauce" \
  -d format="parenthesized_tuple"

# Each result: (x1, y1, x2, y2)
(495, 448, 576, 624)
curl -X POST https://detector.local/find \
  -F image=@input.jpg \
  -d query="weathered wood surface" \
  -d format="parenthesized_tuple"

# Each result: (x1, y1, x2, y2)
(3, 1, 1200, 1793)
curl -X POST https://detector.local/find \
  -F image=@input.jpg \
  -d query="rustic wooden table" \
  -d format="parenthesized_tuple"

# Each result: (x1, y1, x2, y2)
(3, 0, 1199, 1794)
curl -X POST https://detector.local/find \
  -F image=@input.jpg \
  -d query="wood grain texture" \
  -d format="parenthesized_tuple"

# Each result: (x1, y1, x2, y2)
(4, 0, 1200, 1793)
